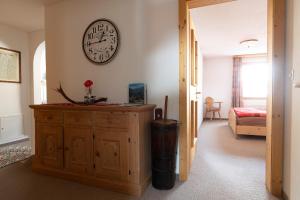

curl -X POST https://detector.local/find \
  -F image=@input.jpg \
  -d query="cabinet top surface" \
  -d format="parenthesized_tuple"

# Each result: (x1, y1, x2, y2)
(30, 103, 156, 112)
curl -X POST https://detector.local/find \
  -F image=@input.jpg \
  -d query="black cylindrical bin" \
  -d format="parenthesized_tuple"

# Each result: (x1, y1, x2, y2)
(151, 119, 178, 190)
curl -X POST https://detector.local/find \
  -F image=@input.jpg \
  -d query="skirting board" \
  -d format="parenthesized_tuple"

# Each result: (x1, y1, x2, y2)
(0, 135, 29, 147)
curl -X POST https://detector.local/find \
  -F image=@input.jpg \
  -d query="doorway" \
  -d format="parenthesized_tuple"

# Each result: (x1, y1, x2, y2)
(178, 0, 285, 198)
(33, 41, 47, 104)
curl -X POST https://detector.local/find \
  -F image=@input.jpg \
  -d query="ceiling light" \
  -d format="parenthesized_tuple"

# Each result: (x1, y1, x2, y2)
(240, 39, 259, 48)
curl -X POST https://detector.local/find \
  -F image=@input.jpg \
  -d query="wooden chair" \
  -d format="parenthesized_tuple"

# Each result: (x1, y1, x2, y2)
(204, 97, 222, 120)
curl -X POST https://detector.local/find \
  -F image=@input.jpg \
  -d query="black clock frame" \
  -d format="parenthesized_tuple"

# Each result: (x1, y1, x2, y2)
(82, 18, 120, 65)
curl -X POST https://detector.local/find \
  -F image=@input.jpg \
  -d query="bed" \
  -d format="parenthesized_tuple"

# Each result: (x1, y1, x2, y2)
(228, 107, 267, 138)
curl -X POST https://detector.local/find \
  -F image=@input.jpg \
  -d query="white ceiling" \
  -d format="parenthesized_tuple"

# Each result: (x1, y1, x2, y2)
(190, 0, 267, 57)
(0, 0, 63, 32)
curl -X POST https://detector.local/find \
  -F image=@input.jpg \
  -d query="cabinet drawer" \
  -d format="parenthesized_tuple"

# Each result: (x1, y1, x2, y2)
(37, 110, 62, 124)
(94, 112, 129, 128)
(64, 111, 92, 126)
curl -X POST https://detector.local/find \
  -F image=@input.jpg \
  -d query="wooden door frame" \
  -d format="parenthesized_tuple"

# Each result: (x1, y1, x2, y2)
(178, 0, 285, 197)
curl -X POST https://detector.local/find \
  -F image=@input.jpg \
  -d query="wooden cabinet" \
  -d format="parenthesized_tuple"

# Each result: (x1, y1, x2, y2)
(64, 127, 93, 174)
(94, 128, 129, 181)
(94, 112, 129, 128)
(38, 124, 63, 169)
(64, 111, 92, 126)
(37, 110, 63, 124)
(30, 104, 155, 196)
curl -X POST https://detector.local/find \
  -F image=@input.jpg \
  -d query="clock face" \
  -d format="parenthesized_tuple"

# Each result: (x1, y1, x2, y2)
(82, 19, 119, 64)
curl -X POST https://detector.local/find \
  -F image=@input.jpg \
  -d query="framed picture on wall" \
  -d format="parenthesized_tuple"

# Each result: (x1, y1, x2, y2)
(0, 47, 21, 83)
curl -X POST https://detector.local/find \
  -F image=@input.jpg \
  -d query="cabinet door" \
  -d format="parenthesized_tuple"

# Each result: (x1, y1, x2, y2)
(38, 125, 63, 169)
(64, 127, 93, 174)
(94, 128, 129, 181)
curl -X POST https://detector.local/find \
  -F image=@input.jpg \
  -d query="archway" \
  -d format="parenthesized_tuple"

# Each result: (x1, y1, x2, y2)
(33, 41, 46, 104)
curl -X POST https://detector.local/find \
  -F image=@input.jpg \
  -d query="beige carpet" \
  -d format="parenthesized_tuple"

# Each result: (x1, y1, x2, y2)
(0, 121, 279, 200)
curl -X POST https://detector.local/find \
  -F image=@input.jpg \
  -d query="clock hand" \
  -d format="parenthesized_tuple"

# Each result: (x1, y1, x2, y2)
(95, 31, 103, 40)
(89, 38, 107, 46)
(89, 40, 101, 45)
(99, 32, 108, 43)
(100, 31, 105, 41)
(89, 32, 107, 45)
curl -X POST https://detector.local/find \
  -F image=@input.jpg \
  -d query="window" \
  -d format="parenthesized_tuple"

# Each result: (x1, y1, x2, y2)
(33, 41, 47, 104)
(241, 58, 268, 98)
(40, 47, 47, 103)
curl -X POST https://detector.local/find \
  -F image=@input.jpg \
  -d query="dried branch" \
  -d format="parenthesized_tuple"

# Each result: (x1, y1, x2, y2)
(55, 84, 107, 105)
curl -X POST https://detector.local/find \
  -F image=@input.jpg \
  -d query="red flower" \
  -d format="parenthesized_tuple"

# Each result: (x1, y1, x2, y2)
(84, 80, 93, 88)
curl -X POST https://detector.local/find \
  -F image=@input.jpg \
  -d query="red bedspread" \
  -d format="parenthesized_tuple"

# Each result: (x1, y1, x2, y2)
(233, 107, 267, 118)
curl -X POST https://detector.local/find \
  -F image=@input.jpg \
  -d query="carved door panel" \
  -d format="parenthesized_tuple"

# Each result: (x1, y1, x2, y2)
(190, 28, 199, 164)
(94, 128, 129, 181)
(64, 127, 93, 174)
(38, 125, 63, 169)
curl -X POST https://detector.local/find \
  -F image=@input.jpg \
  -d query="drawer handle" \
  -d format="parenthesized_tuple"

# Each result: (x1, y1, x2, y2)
(114, 152, 118, 157)
(65, 147, 69, 151)
(95, 151, 100, 157)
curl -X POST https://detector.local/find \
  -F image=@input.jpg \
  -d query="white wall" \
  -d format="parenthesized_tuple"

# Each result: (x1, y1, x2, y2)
(0, 24, 31, 142)
(285, 0, 300, 199)
(45, 0, 179, 119)
(283, 0, 293, 197)
(203, 57, 233, 118)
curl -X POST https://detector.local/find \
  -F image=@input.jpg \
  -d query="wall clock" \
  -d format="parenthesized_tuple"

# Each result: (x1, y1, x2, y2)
(82, 19, 120, 64)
